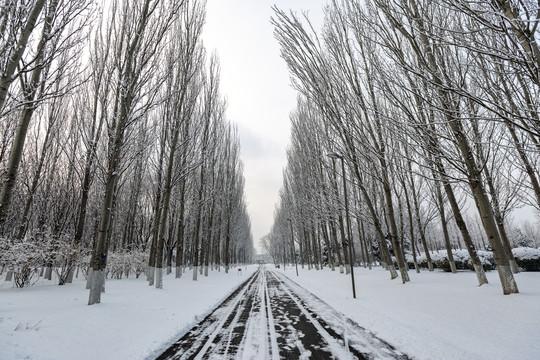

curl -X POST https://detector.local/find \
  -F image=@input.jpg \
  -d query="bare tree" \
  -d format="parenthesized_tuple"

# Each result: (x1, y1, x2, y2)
(88, 0, 183, 305)
(0, 0, 91, 233)
(0, 0, 46, 113)
(153, 0, 204, 289)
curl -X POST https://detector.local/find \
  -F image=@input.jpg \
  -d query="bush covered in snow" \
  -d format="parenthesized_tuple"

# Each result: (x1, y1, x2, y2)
(433, 250, 495, 272)
(1, 237, 43, 287)
(130, 250, 148, 278)
(434, 250, 468, 271)
(512, 247, 540, 271)
(1, 234, 86, 287)
(472, 250, 496, 271)
(413, 249, 495, 272)
(404, 251, 445, 269)
(1, 235, 149, 286)
(426, 247, 540, 272)
(416, 252, 443, 269)
(404, 252, 416, 269)
(105, 249, 148, 279)
(381, 248, 540, 272)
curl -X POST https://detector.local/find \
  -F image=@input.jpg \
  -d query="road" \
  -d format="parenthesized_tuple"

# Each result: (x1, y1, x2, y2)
(157, 266, 408, 360)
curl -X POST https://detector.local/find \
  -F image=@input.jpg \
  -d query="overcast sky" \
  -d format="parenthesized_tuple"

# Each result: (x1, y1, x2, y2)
(203, 1, 326, 251)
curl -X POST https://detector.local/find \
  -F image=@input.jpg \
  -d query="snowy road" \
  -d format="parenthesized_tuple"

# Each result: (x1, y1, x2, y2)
(157, 266, 408, 360)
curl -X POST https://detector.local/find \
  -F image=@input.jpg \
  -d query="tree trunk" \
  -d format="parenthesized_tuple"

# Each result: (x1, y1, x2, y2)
(192, 167, 205, 281)
(350, 154, 398, 279)
(147, 125, 167, 286)
(155, 134, 180, 288)
(329, 221, 344, 273)
(321, 222, 335, 271)
(404, 186, 420, 273)
(359, 220, 372, 270)
(471, 121, 520, 274)
(15, 115, 54, 239)
(407, 163, 433, 272)
(175, 179, 186, 278)
(0, 0, 45, 112)
(0, 0, 57, 233)
(407, 0, 516, 294)
(448, 117, 518, 293)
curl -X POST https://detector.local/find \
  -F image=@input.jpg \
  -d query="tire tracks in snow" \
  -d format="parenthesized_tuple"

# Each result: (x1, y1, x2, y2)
(271, 270, 409, 360)
(156, 268, 261, 359)
(156, 266, 409, 359)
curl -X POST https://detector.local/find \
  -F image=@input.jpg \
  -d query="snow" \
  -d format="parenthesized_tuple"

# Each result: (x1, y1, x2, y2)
(264, 272, 280, 360)
(512, 246, 540, 260)
(0, 266, 257, 360)
(270, 272, 355, 359)
(277, 266, 540, 360)
(1, 264, 539, 359)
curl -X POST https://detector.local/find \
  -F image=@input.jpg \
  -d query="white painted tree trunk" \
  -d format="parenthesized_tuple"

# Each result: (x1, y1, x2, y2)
(175, 266, 182, 278)
(67, 268, 74, 283)
(386, 261, 399, 280)
(44, 266, 52, 280)
(449, 257, 457, 274)
(88, 270, 104, 305)
(339, 264, 344, 274)
(510, 259, 520, 274)
(204, 265, 208, 277)
(148, 266, 155, 286)
(472, 263, 488, 286)
(498, 265, 518, 294)
(155, 267, 163, 289)
(86, 268, 93, 289)
(193, 266, 198, 281)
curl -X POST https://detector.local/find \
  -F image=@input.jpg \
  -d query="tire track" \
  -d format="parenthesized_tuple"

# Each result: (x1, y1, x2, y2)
(156, 268, 260, 360)
(272, 270, 409, 360)
(266, 270, 345, 359)
(157, 266, 409, 360)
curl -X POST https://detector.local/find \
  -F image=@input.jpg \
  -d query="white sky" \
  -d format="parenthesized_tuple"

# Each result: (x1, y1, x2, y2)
(203, 0, 327, 250)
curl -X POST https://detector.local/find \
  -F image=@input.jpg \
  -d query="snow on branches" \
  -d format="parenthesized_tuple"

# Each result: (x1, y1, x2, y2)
(1, 233, 85, 287)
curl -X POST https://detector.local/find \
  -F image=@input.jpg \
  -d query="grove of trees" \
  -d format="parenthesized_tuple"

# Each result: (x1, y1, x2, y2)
(0, 0, 254, 304)
(264, 0, 540, 295)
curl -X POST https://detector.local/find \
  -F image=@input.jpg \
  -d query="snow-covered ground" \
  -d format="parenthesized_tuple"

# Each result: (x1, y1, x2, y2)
(0, 266, 258, 360)
(1, 264, 538, 359)
(279, 265, 540, 360)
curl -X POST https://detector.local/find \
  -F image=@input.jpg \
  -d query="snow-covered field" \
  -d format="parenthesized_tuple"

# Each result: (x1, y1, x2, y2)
(1, 264, 538, 360)
(279, 265, 540, 360)
(0, 266, 258, 360)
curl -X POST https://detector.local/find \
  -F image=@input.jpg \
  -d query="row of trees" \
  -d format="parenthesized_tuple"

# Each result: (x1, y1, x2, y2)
(0, 0, 254, 304)
(264, 0, 540, 295)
